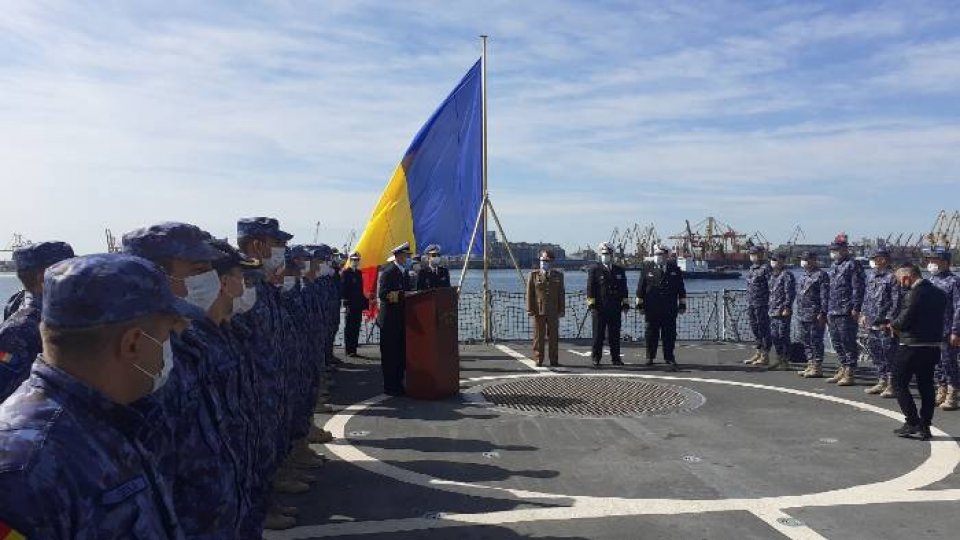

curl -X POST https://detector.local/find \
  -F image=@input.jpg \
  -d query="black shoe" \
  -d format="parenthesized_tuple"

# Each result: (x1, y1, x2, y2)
(644, 358, 655, 366)
(385, 389, 406, 397)
(663, 362, 679, 372)
(612, 359, 625, 366)
(549, 361, 560, 367)
(894, 423, 920, 437)
(591, 362, 601, 370)
(918, 426, 932, 441)
(345, 352, 357, 358)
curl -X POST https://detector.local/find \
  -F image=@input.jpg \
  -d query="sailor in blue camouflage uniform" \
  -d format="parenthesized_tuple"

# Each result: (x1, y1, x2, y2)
(0, 253, 203, 539)
(924, 247, 960, 411)
(310, 245, 340, 419)
(861, 248, 901, 398)
(796, 251, 830, 378)
(766, 252, 796, 370)
(825, 235, 866, 387)
(233, 217, 301, 530)
(744, 245, 773, 365)
(123, 222, 245, 538)
(0, 241, 74, 402)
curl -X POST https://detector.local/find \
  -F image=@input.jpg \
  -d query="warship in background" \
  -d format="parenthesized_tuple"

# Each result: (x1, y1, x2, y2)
(0, 233, 30, 273)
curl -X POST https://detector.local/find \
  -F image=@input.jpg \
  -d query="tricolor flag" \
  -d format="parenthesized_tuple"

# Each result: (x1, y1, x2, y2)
(0, 520, 25, 540)
(0, 351, 12, 364)
(354, 59, 483, 315)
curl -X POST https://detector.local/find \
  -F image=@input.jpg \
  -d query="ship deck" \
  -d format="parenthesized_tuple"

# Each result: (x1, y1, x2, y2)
(266, 341, 960, 540)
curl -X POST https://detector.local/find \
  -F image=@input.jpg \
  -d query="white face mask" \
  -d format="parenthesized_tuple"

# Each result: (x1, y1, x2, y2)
(600, 254, 612, 265)
(263, 246, 286, 272)
(869, 260, 878, 269)
(829, 251, 840, 262)
(800, 260, 809, 269)
(428, 255, 439, 267)
(770, 260, 779, 269)
(540, 261, 551, 271)
(653, 255, 664, 265)
(184, 270, 221, 312)
(135, 332, 173, 393)
(749, 255, 759, 263)
(317, 261, 334, 277)
(232, 285, 257, 315)
(282, 275, 297, 291)
(927, 262, 941, 274)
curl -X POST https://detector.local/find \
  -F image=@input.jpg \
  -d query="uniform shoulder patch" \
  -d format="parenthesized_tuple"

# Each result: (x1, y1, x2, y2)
(101, 475, 147, 505)
(0, 520, 26, 539)
(0, 352, 11, 364)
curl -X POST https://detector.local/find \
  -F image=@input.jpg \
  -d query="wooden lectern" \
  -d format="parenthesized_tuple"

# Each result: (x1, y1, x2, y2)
(404, 287, 460, 400)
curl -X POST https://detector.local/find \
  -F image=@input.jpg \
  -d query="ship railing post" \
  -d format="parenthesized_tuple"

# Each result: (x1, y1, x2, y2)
(719, 289, 727, 342)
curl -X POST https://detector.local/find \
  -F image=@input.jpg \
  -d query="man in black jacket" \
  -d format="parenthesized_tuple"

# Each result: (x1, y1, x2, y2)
(377, 242, 412, 395)
(587, 242, 629, 368)
(341, 251, 368, 357)
(887, 263, 947, 440)
(636, 245, 687, 371)
(416, 244, 451, 290)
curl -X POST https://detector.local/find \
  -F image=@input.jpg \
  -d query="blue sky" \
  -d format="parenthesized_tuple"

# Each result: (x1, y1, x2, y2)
(1, 0, 958, 255)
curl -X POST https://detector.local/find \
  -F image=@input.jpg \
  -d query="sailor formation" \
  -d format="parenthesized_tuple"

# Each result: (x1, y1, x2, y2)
(742, 235, 960, 413)
(0, 218, 385, 538)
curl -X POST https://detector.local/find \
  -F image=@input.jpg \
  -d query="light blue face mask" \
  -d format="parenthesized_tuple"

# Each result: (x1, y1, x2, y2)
(540, 261, 551, 271)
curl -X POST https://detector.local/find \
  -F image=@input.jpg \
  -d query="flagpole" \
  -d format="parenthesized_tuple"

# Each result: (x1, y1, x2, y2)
(480, 34, 491, 342)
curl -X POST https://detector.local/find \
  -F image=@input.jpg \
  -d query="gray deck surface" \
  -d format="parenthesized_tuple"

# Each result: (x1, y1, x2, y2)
(265, 341, 960, 539)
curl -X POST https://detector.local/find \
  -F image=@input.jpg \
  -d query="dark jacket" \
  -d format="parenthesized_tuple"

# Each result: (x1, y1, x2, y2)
(416, 265, 451, 291)
(587, 263, 628, 311)
(636, 261, 687, 317)
(892, 279, 947, 345)
(377, 263, 408, 326)
(341, 267, 369, 311)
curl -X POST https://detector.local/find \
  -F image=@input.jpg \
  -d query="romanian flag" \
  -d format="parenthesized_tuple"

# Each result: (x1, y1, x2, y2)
(0, 351, 11, 364)
(355, 59, 483, 315)
(0, 520, 25, 540)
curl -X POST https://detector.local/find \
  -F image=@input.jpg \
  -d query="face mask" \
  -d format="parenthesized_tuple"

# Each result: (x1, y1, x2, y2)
(800, 260, 809, 269)
(869, 260, 878, 269)
(282, 276, 297, 291)
(232, 285, 257, 315)
(927, 262, 940, 274)
(829, 252, 840, 262)
(428, 255, 439, 267)
(264, 247, 286, 272)
(749, 256, 759, 263)
(653, 255, 664, 265)
(770, 260, 779, 269)
(318, 261, 334, 277)
(184, 270, 220, 312)
(135, 332, 173, 393)
(600, 254, 612, 265)
(402, 259, 413, 271)
(540, 261, 551, 271)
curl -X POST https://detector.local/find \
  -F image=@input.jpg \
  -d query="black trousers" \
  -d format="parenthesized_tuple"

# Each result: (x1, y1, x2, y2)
(892, 345, 939, 427)
(591, 308, 622, 363)
(344, 308, 363, 354)
(645, 314, 678, 362)
(378, 318, 406, 394)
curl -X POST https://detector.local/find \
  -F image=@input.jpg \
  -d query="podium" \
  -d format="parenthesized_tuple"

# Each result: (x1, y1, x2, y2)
(405, 287, 460, 400)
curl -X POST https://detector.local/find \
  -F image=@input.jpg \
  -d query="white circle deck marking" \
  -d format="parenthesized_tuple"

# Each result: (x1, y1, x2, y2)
(319, 372, 960, 512)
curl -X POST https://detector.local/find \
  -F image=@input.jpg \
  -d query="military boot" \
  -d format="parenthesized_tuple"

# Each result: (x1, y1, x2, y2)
(935, 385, 948, 406)
(804, 361, 824, 378)
(264, 512, 296, 530)
(880, 375, 896, 398)
(743, 350, 762, 365)
(798, 361, 813, 377)
(292, 441, 326, 469)
(826, 366, 845, 384)
(753, 350, 770, 367)
(942, 387, 959, 411)
(837, 367, 856, 386)
(273, 504, 300, 517)
(865, 377, 887, 395)
(308, 425, 334, 444)
(272, 476, 310, 494)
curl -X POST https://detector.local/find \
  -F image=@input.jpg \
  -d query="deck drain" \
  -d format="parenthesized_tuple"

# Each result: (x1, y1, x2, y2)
(482, 451, 500, 459)
(475, 376, 705, 419)
(819, 438, 838, 444)
(776, 517, 805, 527)
(347, 430, 370, 438)
(682, 455, 702, 463)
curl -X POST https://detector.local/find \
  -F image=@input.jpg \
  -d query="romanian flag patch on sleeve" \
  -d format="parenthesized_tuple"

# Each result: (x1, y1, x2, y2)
(0, 520, 26, 539)
(0, 352, 12, 364)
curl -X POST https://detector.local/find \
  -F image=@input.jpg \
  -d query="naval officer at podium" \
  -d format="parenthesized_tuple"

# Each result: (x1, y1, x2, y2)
(378, 242, 412, 395)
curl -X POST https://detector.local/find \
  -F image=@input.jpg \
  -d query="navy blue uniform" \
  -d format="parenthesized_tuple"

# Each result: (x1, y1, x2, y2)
(929, 271, 960, 387)
(378, 263, 409, 394)
(827, 257, 866, 367)
(746, 263, 772, 351)
(767, 270, 796, 358)
(0, 293, 42, 402)
(863, 269, 901, 378)
(341, 267, 368, 355)
(797, 268, 829, 362)
(636, 261, 686, 363)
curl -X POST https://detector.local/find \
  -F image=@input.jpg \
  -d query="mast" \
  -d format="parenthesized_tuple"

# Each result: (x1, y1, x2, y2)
(481, 35, 491, 341)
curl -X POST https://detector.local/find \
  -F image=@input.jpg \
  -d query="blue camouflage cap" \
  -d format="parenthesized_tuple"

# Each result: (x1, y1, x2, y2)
(209, 239, 260, 273)
(122, 222, 224, 262)
(12, 241, 75, 272)
(236, 217, 293, 242)
(311, 244, 333, 261)
(288, 245, 312, 261)
(42, 254, 206, 329)
(923, 246, 952, 262)
(870, 247, 891, 258)
(748, 245, 765, 255)
(799, 250, 816, 260)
